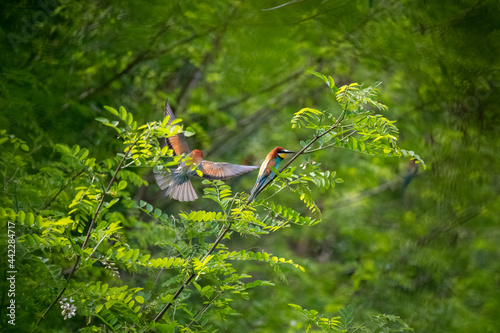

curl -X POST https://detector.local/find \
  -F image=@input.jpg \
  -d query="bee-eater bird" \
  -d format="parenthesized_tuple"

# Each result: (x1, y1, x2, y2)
(154, 101, 259, 202)
(247, 146, 295, 204)
(402, 158, 419, 192)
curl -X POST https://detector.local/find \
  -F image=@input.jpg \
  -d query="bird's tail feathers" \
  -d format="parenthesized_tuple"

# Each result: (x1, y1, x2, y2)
(169, 180, 198, 202)
(247, 192, 256, 204)
(247, 177, 271, 204)
(247, 182, 263, 204)
(247, 186, 259, 204)
(154, 169, 198, 202)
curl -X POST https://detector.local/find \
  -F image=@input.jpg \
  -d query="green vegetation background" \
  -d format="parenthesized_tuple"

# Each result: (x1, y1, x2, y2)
(1, 0, 499, 332)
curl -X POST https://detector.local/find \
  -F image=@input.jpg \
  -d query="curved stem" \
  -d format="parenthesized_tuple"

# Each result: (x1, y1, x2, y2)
(138, 226, 186, 314)
(35, 136, 140, 327)
(154, 223, 231, 321)
(283, 110, 345, 171)
(43, 168, 86, 210)
(153, 222, 232, 322)
(186, 293, 222, 328)
(304, 129, 356, 154)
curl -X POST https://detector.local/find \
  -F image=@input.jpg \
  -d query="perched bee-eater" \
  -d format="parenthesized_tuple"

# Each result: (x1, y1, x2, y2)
(247, 146, 295, 204)
(154, 101, 259, 202)
(402, 158, 419, 192)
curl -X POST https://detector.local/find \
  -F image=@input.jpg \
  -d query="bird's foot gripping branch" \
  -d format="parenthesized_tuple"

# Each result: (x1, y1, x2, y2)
(16, 73, 421, 331)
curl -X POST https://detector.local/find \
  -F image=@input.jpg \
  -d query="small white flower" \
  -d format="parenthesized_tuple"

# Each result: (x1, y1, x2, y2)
(102, 259, 120, 278)
(60, 296, 77, 319)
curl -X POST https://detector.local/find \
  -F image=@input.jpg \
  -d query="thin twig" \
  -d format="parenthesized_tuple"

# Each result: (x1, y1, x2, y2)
(218, 68, 305, 112)
(153, 222, 232, 322)
(60, 21, 174, 110)
(285, 112, 345, 170)
(60, 19, 218, 111)
(304, 130, 356, 154)
(207, 68, 311, 157)
(36, 136, 140, 327)
(175, 4, 238, 113)
(42, 168, 86, 210)
(417, 201, 494, 248)
(186, 293, 222, 328)
(138, 226, 186, 314)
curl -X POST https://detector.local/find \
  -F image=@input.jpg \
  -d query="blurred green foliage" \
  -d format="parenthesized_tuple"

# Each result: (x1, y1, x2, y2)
(1, 0, 499, 332)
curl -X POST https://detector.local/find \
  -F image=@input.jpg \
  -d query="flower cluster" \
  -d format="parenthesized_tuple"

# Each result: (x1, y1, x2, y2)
(60, 297, 76, 320)
(101, 258, 120, 278)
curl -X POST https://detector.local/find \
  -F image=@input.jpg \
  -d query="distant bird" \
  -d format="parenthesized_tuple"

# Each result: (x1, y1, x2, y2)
(401, 158, 419, 192)
(247, 146, 295, 204)
(154, 101, 259, 202)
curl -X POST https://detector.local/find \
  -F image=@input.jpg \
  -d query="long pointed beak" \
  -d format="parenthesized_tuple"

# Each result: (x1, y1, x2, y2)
(283, 150, 295, 154)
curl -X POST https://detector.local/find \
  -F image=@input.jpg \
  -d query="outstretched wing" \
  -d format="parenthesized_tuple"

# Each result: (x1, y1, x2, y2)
(164, 100, 190, 155)
(200, 161, 259, 180)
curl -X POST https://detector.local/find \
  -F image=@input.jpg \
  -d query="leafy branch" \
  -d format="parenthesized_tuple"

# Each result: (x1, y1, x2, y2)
(153, 217, 233, 322)
(150, 73, 425, 326)
(35, 135, 141, 326)
(150, 77, 358, 324)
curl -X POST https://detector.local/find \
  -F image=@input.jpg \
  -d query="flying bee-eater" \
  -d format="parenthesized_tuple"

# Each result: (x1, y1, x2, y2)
(247, 146, 295, 204)
(154, 101, 259, 202)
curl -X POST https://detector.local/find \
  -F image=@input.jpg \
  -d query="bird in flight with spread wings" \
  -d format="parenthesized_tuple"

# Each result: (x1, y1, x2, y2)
(154, 101, 259, 202)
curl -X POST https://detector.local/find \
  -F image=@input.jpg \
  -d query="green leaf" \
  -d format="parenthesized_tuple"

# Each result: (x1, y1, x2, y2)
(117, 180, 127, 190)
(27, 212, 35, 226)
(126, 112, 133, 126)
(119, 106, 127, 120)
(309, 70, 328, 83)
(105, 300, 116, 309)
(95, 117, 110, 124)
(351, 137, 357, 150)
(184, 126, 196, 137)
(328, 75, 335, 88)
(95, 304, 104, 314)
(18, 211, 26, 223)
(79, 148, 89, 159)
(104, 106, 120, 117)
(161, 146, 170, 156)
